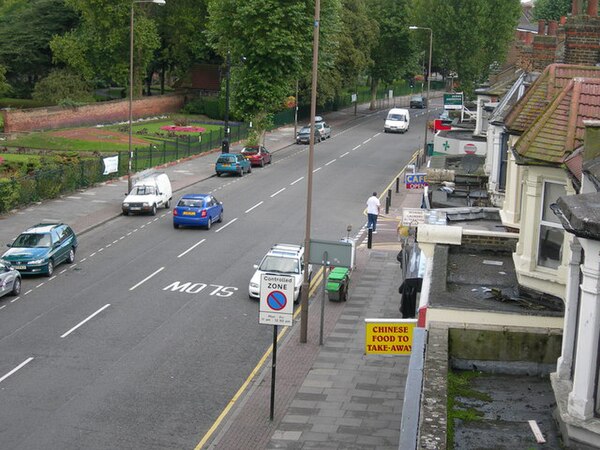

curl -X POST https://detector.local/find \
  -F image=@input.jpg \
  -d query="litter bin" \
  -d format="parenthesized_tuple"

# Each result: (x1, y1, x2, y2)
(327, 267, 350, 302)
(426, 142, 434, 156)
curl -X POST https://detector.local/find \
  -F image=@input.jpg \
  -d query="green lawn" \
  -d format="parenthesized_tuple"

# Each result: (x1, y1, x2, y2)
(0, 153, 41, 163)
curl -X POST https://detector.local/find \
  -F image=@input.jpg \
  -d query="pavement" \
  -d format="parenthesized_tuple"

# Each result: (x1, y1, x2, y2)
(0, 98, 427, 450)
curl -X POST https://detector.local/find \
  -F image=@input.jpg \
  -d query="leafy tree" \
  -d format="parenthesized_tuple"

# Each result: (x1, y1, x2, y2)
(32, 69, 94, 104)
(0, 65, 10, 97)
(533, 0, 571, 21)
(367, 0, 413, 108)
(411, 0, 521, 97)
(0, 0, 78, 96)
(50, 0, 162, 98)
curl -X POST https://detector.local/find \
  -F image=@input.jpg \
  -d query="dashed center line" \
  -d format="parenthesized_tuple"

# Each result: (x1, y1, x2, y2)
(178, 239, 206, 258)
(313, 167, 322, 173)
(245, 201, 264, 213)
(60, 304, 110, 338)
(215, 218, 238, 233)
(130, 267, 164, 291)
(270, 188, 286, 198)
(362, 138, 371, 144)
(325, 159, 336, 166)
(291, 176, 304, 185)
(0, 358, 34, 384)
(352, 145, 361, 151)
(340, 152, 349, 157)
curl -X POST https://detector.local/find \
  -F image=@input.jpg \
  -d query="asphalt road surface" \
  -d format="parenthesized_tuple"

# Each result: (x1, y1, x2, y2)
(0, 109, 428, 449)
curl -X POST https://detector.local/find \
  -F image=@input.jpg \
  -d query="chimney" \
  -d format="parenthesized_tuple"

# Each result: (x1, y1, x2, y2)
(525, 32, 534, 44)
(572, 0, 579, 16)
(560, 16, 567, 25)
(583, 120, 600, 162)
(548, 20, 558, 35)
(588, 0, 598, 17)
(538, 19, 546, 35)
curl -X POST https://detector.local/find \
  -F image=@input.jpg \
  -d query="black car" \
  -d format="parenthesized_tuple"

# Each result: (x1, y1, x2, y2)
(410, 95, 427, 109)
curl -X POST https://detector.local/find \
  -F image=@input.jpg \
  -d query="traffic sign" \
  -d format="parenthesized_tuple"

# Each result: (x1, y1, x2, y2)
(259, 274, 294, 326)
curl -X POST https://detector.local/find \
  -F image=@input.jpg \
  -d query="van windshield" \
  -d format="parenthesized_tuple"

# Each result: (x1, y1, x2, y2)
(388, 114, 406, 121)
(133, 185, 156, 195)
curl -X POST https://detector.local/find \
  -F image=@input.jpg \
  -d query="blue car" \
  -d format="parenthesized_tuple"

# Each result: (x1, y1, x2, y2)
(172, 194, 224, 229)
(215, 153, 251, 177)
(1, 223, 78, 277)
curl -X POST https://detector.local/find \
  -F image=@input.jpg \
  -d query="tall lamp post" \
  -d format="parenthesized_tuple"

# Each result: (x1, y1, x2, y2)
(409, 26, 432, 158)
(128, 0, 166, 193)
(222, 50, 231, 153)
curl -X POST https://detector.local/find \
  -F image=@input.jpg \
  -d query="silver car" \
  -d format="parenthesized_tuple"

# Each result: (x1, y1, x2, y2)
(0, 260, 21, 299)
(315, 122, 331, 139)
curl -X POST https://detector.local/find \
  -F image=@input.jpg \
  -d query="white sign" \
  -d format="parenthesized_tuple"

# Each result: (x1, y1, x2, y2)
(102, 155, 119, 175)
(259, 274, 294, 326)
(402, 208, 426, 226)
(351, 93, 357, 103)
(388, 90, 394, 99)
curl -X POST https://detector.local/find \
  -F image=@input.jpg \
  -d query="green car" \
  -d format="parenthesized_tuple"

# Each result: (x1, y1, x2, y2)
(1, 223, 78, 277)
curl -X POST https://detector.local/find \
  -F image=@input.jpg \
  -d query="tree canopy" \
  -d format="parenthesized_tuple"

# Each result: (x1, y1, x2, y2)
(533, 0, 571, 21)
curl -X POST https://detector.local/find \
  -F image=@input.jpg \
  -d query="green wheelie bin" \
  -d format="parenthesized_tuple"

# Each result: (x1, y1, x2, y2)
(326, 267, 350, 302)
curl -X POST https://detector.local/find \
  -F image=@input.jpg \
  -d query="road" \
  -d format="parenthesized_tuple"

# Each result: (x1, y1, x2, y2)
(0, 108, 429, 449)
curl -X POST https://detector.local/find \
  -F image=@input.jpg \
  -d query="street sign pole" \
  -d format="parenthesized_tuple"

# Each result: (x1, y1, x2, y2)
(320, 251, 328, 346)
(270, 324, 278, 421)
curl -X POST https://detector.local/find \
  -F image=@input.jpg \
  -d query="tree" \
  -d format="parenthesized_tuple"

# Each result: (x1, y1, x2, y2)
(411, 0, 521, 97)
(50, 0, 162, 98)
(32, 69, 94, 105)
(533, 0, 571, 21)
(0, 0, 78, 96)
(0, 65, 10, 97)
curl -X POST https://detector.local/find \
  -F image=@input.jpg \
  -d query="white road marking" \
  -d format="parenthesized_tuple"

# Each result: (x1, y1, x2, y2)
(215, 218, 238, 233)
(373, 132, 381, 137)
(10, 297, 20, 303)
(270, 188, 286, 198)
(0, 305, 5, 310)
(36, 283, 44, 288)
(313, 167, 322, 173)
(245, 201, 264, 213)
(352, 145, 360, 151)
(325, 159, 336, 166)
(126, 232, 132, 236)
(362, 138, 371, 144)
(141, 224, 146, 228)
(178, 239, 206, 258)
(112, 240, 119, 244)
(0, 358, 34, 384)
(90, 252, 97, 257)
(340, 152, 349, 158)
(98, 248, 104, 252)
(290, 177, 304, 185)
(24, 290, 32, 295)
(49, 275, 57, 280)
(80, 258, 87, 262)
(60, 304, 110, 338)
(130, 267, 164, 291)
(119, 236, 125, 240)
(92, 200, 108, 203)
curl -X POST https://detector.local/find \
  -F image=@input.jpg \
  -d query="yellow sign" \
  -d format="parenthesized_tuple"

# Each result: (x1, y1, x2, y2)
(364, 319, 417, 355)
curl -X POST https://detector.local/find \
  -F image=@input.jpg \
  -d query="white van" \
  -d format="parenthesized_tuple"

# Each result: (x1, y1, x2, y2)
(384, 108, 410, 133)
(122, 173, 172, 216)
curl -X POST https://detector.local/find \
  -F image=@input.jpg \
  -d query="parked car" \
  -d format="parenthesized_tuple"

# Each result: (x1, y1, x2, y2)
(0, 260, 21, 298)
(315, 122, 331, 139)
(172, 194, 223, 230)
(1, 223, 78, 277)
(248, 243, 312, 304)
(410, 95, 427, 109)
(296, 126, 322, 145)
(122, 173, 172, 216)
(215, 153, 252, 177)
(241, 145, 272, 167)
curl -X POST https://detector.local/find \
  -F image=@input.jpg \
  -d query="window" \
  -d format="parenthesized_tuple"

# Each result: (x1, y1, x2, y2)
(498, 132, 508, 192)
(537, 181, 566, 269)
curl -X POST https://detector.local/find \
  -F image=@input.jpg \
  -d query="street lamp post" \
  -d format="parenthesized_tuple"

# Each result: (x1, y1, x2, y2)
(222, 51, 231, 153)
(128, 0, 166, 193)
(409, 26, 432, 159)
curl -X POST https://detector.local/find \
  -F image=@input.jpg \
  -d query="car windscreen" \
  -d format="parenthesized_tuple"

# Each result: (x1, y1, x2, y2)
(411, 96, 422, 101)
(13, 233, 51, 248)
(299, 127, 311, 133)
(217, 156, 235, 163)
(133, 185, 156, 195)
(259, 255, 299, 274)
(242, 148, 258, 155)
(388, 114, 406, 121)
(178, 199, 204, 208)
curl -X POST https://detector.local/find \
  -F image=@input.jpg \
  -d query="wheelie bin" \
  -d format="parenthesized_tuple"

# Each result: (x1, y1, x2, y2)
(326, 267, 350, 302)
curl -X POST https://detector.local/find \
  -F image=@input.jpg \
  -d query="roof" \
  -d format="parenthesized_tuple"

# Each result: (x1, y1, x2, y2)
(505, 64, 600, 135)
(554, 192, 600, 240)
(489, 71, 537, 125)
(181, 194, 209, 199)
(514, 78, 600, 165)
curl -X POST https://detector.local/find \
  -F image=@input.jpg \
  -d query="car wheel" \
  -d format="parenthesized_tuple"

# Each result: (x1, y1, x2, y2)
(260, 160, 265, 167)
(66, 248, 76, 264)
(217, 210, 223, 223)
(173, 222, 179, 229)
(123, 210, 129, 216)
(151, 204, 157, 216)
(239, 168, 243, 177)
(11, 277, 21, 296)
(206, 217, 212, 230)
(165, 199, 170, 209)
(248, 166, 252, 174)
(46, 259, 54, 277)
(295, 287, 302, 304)
(216, 172, 221, 177)
(268, 157, 272, 165)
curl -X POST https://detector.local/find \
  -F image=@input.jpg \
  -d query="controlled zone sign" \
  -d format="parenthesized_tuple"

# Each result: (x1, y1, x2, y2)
(364, 319, 417, 355)
(405, 172, 427, 190)
(444, 92, 463, 110)
(259, 274, 294, 326)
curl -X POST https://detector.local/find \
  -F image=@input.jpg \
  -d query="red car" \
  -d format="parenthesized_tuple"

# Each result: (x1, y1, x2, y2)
(241, 145, 272, 167)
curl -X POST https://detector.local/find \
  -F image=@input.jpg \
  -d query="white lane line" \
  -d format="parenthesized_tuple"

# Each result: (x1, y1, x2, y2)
(362, 138, 371, 144)
(325, 159, 336, 166)
(352, 145, 361, 151)
(24, 290, 32, 296)
(245, 201, 264, 213)
(36, 283, 44, 289)
(119, 236, 125, 240)
(270, 188, 286, 198)
(141, 224, 146, 228)
(112, 240, 118, 244)
(106, 243, 112, 248)
(98, 248, 104, 252)
(0, 357, 34, 384)
(126, 232, 132, 236)
(80, 258, 87, 262)
(90, 252, 97, 257)
(49, 275, 57, 281)
(313, 167, 322, 173)
(215, 218, 238, 233)
(60, 269, 68, 274)
(60, 304, 110, 338)
(10, 297, 20, 303)
(178, 239, 206, 258)
(290, 177, 304, 185)
(340, 151, 349, 158)
(374, 132, 381, 137)
(0, 305, 5, 310)
(129, 267, 164, 291)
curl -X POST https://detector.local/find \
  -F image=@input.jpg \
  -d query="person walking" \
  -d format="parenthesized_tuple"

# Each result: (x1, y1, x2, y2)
(366, 192, 381, 233)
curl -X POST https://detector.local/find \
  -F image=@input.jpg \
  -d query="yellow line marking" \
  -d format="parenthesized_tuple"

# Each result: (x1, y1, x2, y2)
(194, 266, 325, 449)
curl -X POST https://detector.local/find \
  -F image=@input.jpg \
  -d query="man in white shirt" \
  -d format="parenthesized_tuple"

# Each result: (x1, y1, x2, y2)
(366, 192, 381, 233)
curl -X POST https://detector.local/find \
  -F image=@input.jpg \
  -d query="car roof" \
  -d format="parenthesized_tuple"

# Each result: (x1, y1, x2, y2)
(218, 153, 240, 157)
(181, 194, 209, 200)
(24, 223, 64, 233)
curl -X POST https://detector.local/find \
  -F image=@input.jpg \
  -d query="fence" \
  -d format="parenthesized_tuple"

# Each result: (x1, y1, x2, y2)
(0, 122, 249, 214)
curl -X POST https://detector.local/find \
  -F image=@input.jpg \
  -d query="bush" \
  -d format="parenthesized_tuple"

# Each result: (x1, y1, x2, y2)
(33, 69, 95, 105)
(181, 98, 205, 114)
(203, 98, 222, 120)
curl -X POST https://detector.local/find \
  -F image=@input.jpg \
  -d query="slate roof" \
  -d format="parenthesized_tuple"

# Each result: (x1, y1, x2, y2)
(514, 78, 600, 165)
(505, 64, 600, 135)
(489, 71, 537, 125)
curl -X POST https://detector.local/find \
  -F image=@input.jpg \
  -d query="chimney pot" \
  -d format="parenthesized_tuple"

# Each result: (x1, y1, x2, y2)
(572, 0, 579, 16)
(548, 20, 558, 36)
(538, 19, 546, 35)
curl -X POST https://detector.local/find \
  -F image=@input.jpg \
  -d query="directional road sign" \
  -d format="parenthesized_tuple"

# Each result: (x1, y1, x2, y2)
(259, 274, 294, 326)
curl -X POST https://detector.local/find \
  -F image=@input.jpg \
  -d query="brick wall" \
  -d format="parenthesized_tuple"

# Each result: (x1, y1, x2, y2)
(2, 93, 188, 133)
(460, 232, 518, 253)
(563, 15, 600, 65)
